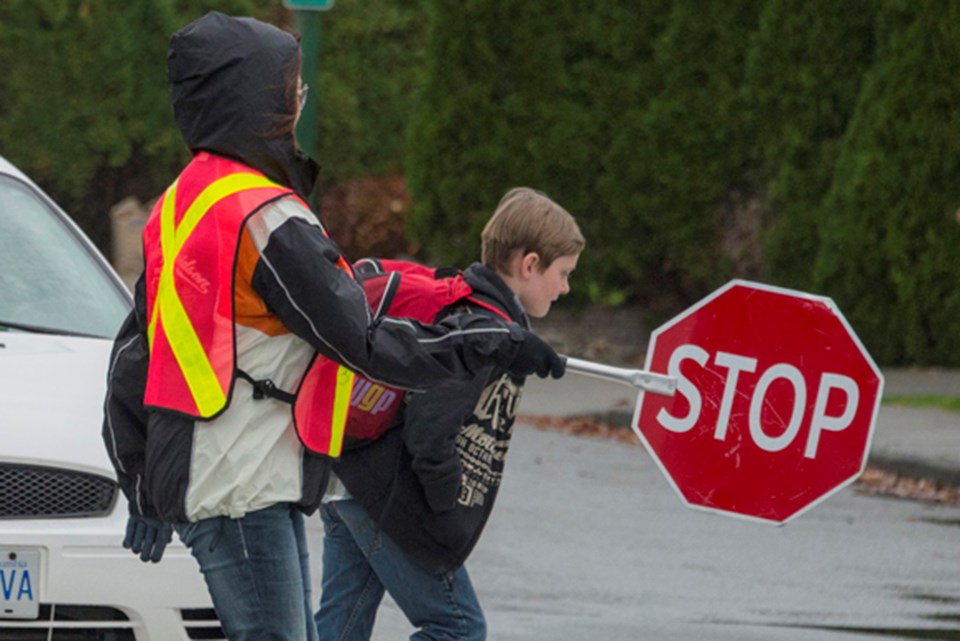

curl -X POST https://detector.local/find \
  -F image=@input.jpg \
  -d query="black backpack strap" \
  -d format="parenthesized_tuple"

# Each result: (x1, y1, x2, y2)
(371, 271, 402, 319)
(236, 369, 296, 405)
(433, 266, 460, 279)
(353, 257, 384, 276)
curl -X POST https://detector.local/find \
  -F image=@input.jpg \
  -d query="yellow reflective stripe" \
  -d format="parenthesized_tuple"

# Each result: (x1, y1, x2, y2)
(327, 366, 356, 457)
(147, 181, 179, 351)
(159, 270, 224, 415)
(153, 179, 225, 415)
(147, 171, 285, 416)
(173, 173, 282, 256)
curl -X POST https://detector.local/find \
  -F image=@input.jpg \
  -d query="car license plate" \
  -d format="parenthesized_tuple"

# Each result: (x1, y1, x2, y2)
(0, 548, 39, 619)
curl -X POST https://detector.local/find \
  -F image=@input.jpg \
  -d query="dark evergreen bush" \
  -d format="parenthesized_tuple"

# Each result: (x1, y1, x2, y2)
(811, 0, 960, 365)
(408, 0, 678, 300)
(312, 0, 429, 184)
(743, 0, 877, 292)
(4, 0, 960, 364)
(0, 1, 269, 248)
(599, 1, 762, 308)
(409, 0, 762, 312)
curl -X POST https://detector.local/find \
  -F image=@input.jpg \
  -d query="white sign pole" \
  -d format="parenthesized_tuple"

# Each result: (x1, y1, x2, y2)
(563, 356, 676, 396)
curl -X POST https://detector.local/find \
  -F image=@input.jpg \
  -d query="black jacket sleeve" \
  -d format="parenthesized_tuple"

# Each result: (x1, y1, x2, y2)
(250, 214, 524, 391)
(401, 370, 491, 512)
(101, 275, 156, 518)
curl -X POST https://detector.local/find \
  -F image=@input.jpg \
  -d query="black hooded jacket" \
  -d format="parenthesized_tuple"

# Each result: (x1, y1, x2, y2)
(332, 264, 530, 574)
(102, 13, 529, 524)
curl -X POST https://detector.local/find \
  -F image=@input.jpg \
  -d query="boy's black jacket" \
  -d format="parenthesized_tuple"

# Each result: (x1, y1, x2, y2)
(332, 263, 529, 574)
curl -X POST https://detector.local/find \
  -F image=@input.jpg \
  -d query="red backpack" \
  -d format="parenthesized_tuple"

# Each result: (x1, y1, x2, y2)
(299, 258, 511, 454)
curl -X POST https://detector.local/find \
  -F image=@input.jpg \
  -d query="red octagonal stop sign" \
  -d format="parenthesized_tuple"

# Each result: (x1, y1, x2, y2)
(634, 280, 884, 525)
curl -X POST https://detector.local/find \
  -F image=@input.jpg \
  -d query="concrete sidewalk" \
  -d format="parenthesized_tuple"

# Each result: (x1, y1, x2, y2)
(520, 367, 960, 487)
(864, 368, 960, 485)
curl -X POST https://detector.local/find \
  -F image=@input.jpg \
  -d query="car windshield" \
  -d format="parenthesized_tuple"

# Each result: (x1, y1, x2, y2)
(0, 174, 130, 338)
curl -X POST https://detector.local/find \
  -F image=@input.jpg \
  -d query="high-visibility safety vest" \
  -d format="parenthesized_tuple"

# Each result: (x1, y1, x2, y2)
(142, 151, 356, 458)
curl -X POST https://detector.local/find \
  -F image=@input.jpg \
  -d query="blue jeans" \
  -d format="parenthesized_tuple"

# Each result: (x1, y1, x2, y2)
(315, 499, 485, 641)
(175, 503, 318, 641)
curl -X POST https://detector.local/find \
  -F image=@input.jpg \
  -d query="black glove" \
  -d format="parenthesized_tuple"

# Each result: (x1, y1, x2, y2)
(508, 330, 566, 379)
(123, 514, 173, 563)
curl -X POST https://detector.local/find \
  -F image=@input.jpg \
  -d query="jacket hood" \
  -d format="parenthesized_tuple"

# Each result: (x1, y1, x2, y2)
(167, 11, 318, 199)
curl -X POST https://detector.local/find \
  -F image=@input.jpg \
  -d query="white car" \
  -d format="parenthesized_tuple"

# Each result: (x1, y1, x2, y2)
(0, 155, 222, 640)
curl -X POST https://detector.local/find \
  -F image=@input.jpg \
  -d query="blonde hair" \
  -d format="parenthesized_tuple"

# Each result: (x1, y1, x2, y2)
(481, 188, 585, 273)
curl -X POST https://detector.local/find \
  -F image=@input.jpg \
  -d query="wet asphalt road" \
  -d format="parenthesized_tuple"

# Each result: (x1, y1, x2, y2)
(305, 379, 960, 640)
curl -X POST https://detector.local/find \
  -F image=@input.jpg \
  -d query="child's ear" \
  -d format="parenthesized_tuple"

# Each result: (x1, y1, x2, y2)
(520, 252, 540, 277)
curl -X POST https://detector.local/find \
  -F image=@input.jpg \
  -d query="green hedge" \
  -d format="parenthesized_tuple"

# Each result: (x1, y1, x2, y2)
(310, 0, 429, 184)
(744, 0, 878, 293)
(406, 0, 960, 364)
(0, 0, 271, 248)
(0, 0, 417, 248)
(4, 0, 960, 365)
(598, 1, 761, 306)
(811, 0, 960, 365)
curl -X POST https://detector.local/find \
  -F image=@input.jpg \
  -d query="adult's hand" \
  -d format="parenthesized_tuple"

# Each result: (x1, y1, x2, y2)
(123, 514, 173, 563)
(508, 330, 566, 379)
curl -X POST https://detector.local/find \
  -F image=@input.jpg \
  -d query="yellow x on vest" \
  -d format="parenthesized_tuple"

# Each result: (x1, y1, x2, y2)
(147, 172, 282, 417)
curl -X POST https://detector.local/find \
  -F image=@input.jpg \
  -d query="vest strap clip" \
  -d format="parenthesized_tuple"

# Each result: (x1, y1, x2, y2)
(236, 369, 296, 405)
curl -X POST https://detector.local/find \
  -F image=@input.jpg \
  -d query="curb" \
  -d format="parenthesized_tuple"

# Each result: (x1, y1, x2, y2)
(866, 455, 960, 488)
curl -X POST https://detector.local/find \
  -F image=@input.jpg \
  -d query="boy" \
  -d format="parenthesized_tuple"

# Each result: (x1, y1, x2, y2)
(315, 187, 585, 641)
